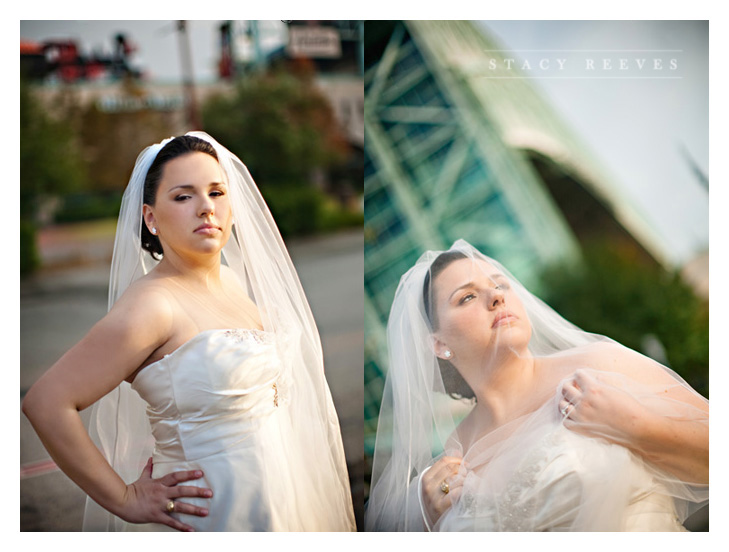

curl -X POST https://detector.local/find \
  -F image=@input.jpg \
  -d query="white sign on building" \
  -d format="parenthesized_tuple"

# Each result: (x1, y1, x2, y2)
(287, 26, 341, 59)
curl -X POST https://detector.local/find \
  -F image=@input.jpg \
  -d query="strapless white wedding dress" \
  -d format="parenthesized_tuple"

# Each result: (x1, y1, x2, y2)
(435, 407, 688, 532)
(127, 328, 338, 531)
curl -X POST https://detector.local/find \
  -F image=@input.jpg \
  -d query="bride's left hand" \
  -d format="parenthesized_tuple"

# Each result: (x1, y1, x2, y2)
(559, 369, 648, 444)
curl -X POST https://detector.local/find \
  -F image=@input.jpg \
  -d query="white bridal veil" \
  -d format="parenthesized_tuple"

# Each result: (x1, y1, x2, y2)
(365, 239, 708, 531)
(82, 131, 355, 531)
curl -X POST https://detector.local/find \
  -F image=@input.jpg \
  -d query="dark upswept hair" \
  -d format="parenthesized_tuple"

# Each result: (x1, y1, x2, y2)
(422, 250, 476, 400)
(140, 135, 219, 259)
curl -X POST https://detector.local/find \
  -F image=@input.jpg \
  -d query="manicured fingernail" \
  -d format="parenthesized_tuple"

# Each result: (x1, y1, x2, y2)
(201, 509, 209, 515)
(204, 490, 212, 497)
(195, 471, 203, 477)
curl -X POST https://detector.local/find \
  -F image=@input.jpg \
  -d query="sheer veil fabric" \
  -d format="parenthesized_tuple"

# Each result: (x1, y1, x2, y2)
(365, 239, 708, 531)
(82, 131, 355, 531)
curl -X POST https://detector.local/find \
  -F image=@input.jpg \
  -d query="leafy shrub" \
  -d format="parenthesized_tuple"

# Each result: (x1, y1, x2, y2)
(53, 192, 123, 224)
(541, 242, 709, 397)
(20, 220, 39, 276)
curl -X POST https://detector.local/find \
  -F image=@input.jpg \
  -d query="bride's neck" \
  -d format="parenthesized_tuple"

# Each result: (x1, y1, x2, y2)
(156, 252, 223, 290)
(470, 352, 540, 427)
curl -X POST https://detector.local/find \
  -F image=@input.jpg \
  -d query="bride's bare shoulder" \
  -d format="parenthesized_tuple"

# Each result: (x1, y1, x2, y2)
(547, 340, 673, 386)
(549, 340, 625, 363)
(109, 274, 177, 328)
(537, 341, 629, 379)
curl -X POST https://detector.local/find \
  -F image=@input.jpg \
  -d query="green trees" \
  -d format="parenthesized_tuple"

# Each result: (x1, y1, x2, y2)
(20, 80, 88, 215)
(20, 62, 361, 276)
(20, 76, 178, 274)
(20, 77, 87, 274)
(541, 242, 709, 397)
(202, 64, 353, 236)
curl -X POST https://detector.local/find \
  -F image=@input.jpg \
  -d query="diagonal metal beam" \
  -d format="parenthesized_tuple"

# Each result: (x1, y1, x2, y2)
(365, 23, 405, 108)
(377, 105, 456, 125)
(429, 136, 471, 221)
(365, 114, 442, 251)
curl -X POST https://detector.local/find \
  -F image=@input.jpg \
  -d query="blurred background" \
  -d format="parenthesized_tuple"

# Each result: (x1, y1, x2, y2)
(20, 20, 364, 530)
(363, 20, 708, 529)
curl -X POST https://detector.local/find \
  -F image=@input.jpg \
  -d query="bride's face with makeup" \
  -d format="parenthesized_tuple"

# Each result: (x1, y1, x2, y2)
(143, 152, 233, 259)
(431, 258, 531, 366)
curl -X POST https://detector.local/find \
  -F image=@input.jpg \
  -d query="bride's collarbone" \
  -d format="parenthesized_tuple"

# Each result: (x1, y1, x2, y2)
(162, 280, 262, 330)
(122, 276, 261, 353)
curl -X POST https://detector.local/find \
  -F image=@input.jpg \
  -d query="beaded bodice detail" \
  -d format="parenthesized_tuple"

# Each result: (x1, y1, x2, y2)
(223, 328, 272, 345)
(440, 416, 682, 532)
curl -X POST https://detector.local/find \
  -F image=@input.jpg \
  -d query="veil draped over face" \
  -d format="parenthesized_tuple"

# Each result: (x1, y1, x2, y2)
(365, 239, 708, 531)
(82, 131, 355, 531)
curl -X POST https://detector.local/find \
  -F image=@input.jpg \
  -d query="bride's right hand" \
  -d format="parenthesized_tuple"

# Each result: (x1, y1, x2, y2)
(118, 457, 213, 532)
(421, 456, 464, 528)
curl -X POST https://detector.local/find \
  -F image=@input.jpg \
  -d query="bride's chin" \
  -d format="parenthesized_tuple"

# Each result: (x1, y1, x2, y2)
(167, 242, 226, 260)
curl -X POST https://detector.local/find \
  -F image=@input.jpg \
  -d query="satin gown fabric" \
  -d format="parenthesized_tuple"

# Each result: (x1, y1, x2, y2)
(128, 328, 335, 531)
(430, 398, 687, 532)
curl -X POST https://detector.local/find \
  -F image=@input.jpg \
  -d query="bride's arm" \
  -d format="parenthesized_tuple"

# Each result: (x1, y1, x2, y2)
(22, 288, 211, 530)
(560, 343, 708, 484)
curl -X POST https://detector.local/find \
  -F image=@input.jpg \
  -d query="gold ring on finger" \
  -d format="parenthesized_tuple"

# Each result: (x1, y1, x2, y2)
(440, 480, 450, 494)
(166, 500, 175, 513)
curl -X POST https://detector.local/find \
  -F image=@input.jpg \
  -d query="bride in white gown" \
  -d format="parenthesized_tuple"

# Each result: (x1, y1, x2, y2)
(365, 240, 708, 532)
(22, 132, 355, 531)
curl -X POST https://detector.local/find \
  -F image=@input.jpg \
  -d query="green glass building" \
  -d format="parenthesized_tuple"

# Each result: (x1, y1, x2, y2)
(364, 21, 671, 470)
